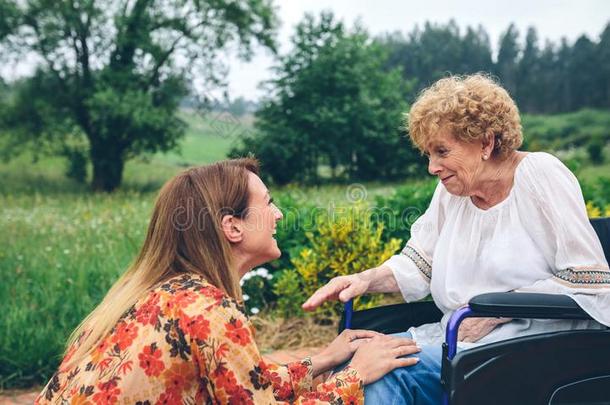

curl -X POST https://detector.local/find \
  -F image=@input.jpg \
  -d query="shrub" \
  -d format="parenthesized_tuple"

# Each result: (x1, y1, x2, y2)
(586, 138, 605, 164)
(240, 267, 275, 316)
(272, 269, 308, 319)
(287, 203, 402, 319)
(582, 177, 610, 211)
(374, 180, 436, 242)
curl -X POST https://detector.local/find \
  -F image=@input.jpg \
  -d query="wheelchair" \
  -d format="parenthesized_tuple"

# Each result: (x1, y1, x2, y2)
(339, 217, 610, 405)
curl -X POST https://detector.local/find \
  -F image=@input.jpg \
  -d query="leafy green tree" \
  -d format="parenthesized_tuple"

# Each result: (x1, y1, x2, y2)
(599, 23, 610, 109)
(0, 0, 277, 191)
(379, 21, 493, 103)
(232, 12, 424, 185)
(496, 24, 520, 96)
(569, 35, 601, 110)
(517, 27, 541, 112)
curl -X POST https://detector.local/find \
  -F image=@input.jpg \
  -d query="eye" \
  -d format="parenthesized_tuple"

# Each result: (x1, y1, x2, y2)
(437, 148, 448, 156)
(268, 197, 274, 205)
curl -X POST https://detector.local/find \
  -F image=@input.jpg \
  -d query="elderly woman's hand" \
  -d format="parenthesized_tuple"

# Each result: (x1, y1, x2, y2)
(458, 317, 513, 343)
(302, 274, 370, 311)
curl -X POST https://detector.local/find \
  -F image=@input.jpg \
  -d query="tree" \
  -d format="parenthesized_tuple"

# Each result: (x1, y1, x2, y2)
(232, 12, 424, 185)
(569, 35, 601, 110)
(0, 0, 277, 191)
(598, 23, 610, 109)
(516, 27, 541, 112)
(495, 24, 520, 96)
(378, 21, 493, 104)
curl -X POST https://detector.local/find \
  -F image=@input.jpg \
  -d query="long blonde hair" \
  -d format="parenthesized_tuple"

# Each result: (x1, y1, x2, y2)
(64, 158, 259, 366)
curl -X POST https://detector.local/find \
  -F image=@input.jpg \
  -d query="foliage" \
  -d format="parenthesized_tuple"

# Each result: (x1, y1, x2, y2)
(586, 201, 610, 218)
(378, 21, 610, 113)
(231, 11, 425, 185)
(582, 176, 610, 213)
(288, 203, 402, 319)
(587, 138, 606, 164)
(374, 180, 437, 241)
(0, 0, 278, 191)
(240, 267, 275, 316)
(521, 109, 610, 154)
(272, 269, 308, 319)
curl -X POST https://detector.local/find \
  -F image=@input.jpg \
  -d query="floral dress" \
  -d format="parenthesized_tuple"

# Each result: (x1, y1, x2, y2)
(37, 273, 363, 404)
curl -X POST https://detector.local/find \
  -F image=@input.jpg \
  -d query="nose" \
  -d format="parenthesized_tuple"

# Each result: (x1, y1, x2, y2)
(273, 204, 283, 221)
(428, 156, 442, 176)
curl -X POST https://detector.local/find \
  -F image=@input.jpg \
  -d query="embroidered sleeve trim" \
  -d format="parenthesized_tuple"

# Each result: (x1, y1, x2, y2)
(401, 245, 432, 280)
(555, 267, 610, 286)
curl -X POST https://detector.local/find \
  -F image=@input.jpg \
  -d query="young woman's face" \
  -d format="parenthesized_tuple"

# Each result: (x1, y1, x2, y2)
(237, 172, 283, 268)
(425, 129, 485, 196)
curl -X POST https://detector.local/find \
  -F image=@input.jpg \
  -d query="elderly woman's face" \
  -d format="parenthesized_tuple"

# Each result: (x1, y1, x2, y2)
(425, 129, 485, 196)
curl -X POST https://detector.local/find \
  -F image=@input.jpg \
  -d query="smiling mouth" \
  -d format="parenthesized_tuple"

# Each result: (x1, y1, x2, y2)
(441, 175, 454, 182)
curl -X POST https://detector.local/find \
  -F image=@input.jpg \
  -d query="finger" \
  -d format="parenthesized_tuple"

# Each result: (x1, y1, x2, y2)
(393, 357, 420, 368)
(302, 282, 345, 310)
(387, 337, 418, 348)
(337, 283, 361, 303)
(392, 344, 421, 358)
(304, 279, 348, 307)
(349, 329, 384, 339)
(349, 338, 372, 350)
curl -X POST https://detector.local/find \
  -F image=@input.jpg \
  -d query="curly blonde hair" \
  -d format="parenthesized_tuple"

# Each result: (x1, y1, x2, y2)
(406, 73, 523, 158)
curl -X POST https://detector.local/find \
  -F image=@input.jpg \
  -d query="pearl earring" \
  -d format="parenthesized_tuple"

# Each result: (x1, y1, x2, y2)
(483, 154, 488, 160)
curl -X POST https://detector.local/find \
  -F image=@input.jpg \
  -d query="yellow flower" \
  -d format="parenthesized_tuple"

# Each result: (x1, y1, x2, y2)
(586, 201, 601, 218)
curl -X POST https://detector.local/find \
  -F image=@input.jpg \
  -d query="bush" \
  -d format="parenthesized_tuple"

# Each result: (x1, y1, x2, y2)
(272, 269, 308, 319)
(374, 180, 436, 241)
(586, 138, 605, 164)
(284, 203, 402, 319)
(582, 177, 610, 211)
(240, 267, 275, 316)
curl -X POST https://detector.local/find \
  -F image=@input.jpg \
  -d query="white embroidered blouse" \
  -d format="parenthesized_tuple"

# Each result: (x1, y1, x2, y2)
(383, 152, 610, 347)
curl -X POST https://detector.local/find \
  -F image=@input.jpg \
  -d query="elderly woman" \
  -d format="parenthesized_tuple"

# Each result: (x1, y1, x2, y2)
(37, 159, 419, 404)
(303, 74, 610, 404)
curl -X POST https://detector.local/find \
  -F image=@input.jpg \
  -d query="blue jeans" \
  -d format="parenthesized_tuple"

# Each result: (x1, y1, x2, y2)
(336, 331, 445, 405)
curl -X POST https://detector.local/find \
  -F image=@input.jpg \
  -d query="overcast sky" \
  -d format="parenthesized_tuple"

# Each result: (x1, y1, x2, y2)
(2, 0, 609, 101)
(223, 0, 610, 100)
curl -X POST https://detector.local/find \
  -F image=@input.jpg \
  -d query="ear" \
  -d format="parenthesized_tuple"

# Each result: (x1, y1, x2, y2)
(481, 131, 495, 159)
(221, 215, 244, 243)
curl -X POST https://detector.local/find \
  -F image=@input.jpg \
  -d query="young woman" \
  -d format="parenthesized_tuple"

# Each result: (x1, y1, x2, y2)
(37, 158, 420, 404)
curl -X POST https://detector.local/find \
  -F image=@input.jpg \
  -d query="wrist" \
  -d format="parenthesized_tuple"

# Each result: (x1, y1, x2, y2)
(346, 361, 368, 385)
(310, 352, 334, 377)
(361, 267, 378, 293)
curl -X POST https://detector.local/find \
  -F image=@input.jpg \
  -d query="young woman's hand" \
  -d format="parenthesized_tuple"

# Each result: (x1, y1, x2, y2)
(349, 335, 421, 385)
(310, 329, 382, 376)
(302, 274, 370, 311)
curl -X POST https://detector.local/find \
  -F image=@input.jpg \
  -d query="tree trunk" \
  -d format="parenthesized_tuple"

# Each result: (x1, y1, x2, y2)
(90, 145, 126, 192)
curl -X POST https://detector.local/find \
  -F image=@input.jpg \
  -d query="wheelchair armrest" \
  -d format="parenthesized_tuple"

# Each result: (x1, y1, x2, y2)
(468, 292, 592, 320)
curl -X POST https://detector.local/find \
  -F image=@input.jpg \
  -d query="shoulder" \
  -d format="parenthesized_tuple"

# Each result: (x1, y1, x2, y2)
(517, 152, 579, 189)
(520, 152, 574, 176)
(152, 273, 250, 337)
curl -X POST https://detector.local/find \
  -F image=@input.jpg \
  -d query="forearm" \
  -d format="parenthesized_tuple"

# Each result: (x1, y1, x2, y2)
(362, 265, 400, 294)
(309, 353, 334, 378)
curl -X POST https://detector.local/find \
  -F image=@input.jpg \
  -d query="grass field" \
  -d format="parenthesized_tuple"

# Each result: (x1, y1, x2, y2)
(1, 109, 609, 389)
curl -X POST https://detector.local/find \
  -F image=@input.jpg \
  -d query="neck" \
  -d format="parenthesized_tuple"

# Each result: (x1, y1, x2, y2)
(470, 152, 521, 209)
(232, 250, 252, 279)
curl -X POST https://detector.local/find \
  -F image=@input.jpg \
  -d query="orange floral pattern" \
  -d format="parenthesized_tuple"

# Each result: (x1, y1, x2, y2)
(36, 273, 363, 404)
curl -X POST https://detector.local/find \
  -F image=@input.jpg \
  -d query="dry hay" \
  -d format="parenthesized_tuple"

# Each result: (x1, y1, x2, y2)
(252, 316, 338, 354)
